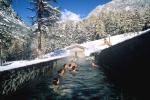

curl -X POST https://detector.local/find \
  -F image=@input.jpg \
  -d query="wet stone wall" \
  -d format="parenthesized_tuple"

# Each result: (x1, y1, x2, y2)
(97, 30, 150, 99)
(0, 60, 55, 97)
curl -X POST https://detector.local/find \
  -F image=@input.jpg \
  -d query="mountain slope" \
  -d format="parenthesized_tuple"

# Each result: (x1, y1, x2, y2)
(88, 0, 150, 17)
(0, 1, 32, 61)
(83, 0, 150, 37)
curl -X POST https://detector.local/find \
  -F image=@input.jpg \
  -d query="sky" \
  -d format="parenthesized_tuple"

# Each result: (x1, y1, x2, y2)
(12, 0, 111, 25)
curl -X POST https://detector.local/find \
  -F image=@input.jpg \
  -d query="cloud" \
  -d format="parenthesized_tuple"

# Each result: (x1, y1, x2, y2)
(60, 9, 81, 22)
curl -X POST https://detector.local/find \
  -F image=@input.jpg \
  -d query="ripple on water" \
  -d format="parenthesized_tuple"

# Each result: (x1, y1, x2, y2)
(46, 60, 115, 99)
(5, 59, 118, 100)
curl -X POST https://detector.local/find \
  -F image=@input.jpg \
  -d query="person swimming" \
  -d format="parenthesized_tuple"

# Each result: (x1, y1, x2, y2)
(58, 68, 65, 76)
(63, 64, 68, 70)
(68, 64, 72, 70)
(70, 60, 77, 68)
(91, 62, 98, 68)
(52, 78, 59, 85)
(72, 66, 76, 72)
(70, 66, 78, 76)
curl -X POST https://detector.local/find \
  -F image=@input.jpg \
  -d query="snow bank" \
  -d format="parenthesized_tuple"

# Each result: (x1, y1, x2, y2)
(0, 29, 149, 72)
(0, 55, 68, 72)
(82, 29, 150, 55)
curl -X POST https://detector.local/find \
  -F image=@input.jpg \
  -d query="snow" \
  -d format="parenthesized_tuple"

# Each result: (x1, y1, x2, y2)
(0, 11, 5, 17)
(0, 54, 69, 72)
(0, 29, 149, 72)
(3, 18, 10, 22)
(82, 29, 150, 56)
(106, 7, 112, 11)
(125, 6, 130, 11)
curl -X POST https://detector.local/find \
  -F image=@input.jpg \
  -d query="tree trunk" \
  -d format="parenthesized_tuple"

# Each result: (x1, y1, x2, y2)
(37, 0, 44, 56)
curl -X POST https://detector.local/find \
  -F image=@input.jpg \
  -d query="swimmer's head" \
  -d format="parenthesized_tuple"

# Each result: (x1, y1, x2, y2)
(52, 78, 59, 85)
(63, 64, 67, 68)
(63, 64, 67, 67)
(58, 68, 63, 73)
(72, 66, 76, 70)
(69, 64, 71, 67)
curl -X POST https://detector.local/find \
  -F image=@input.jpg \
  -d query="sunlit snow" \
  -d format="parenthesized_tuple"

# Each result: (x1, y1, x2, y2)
(0, 29, 149, 72)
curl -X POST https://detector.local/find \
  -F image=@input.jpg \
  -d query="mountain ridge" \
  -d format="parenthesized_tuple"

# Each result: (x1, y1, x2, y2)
(80, 0, 150, 37)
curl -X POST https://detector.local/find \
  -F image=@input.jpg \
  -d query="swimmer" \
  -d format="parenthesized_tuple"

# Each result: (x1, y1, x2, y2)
(91, 62, 98, 68)
(63, 64, 68, 70)
(58, 68, 65, 76)
(70, 60, 77, 67)
(71, 66, 78, 73)
(52, 78, 59, 85)
(70, 66, 78, 76)
(68, 64, 72, 70)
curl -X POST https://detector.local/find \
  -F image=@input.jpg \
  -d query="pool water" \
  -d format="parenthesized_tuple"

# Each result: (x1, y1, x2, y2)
(3, 58, 118, 100)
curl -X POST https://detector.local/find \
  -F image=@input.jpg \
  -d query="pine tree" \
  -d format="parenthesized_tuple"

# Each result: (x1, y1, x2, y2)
(28, 0, 60, 56)
(0, 0, 12, 7)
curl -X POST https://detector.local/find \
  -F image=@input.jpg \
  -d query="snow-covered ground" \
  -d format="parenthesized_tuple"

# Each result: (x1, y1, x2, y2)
(0, 54, 69, 72)
(0, 29, 149, 72)
(82, 29, 150, 56)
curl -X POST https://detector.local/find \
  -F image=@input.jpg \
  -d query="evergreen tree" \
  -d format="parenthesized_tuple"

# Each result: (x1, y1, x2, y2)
(28, 0, 60, 55)
(0, 0, 12, 7)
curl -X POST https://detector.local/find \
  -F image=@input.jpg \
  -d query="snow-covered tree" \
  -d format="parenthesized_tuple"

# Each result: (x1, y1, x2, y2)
(28, 0, 60, 55)
(0, 0, 12, 7)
